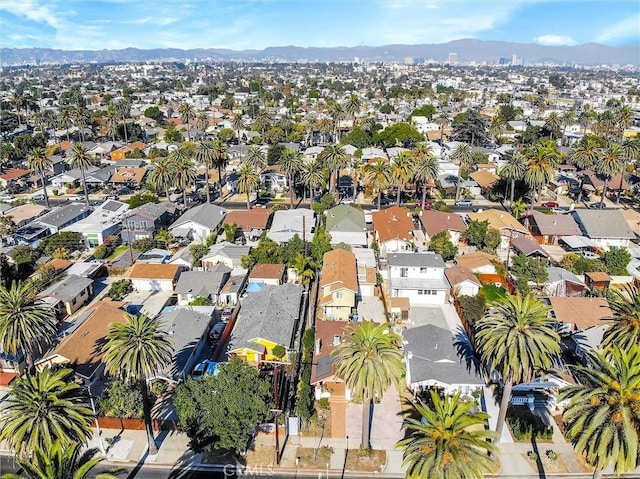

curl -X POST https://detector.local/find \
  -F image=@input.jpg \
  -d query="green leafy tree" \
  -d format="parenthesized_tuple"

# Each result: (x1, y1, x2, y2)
(332, 321, 404, 449)
(0, 280, 57, 369)
(2, 440, 123, 479)
(292, 252, 315, 286)
(39, 232, 84, 256)
(174, 357, 272, 455)
(224, 223, 238, 243)
(408, 104, 437, 120)
(450, 109, 490, 146)
(428, 231, 458, 261)
(101, 313, 174, 455)
(510, 254, 549, 293)
(310, 227, 332, 266)
(461, 219, 489, 249)
(484, 227, 501, 253)
(144, 106, 164, 123)
(559, 346, 640, 479)
(397, 392, 498, 479)
(127, 192, 159, 209)
(106, 279, 133, 301)
(375, 122, 424, 148)
(0, 368, 93, 455)
(93, 244, 111, 260)
(603, 247, 631, 275)
(97, 379, 144, 419)
(188, 296, 212, 306)
(475, 293, 560, 442)
(601, 284, 640, 352)
(190, 244, 209, 268)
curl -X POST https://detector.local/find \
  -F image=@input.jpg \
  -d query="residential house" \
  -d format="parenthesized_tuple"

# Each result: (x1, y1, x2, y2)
(467, 209, 529, 249)
(525, 211, 582, 245)
(50, 167, 100, 191)
(127, 263, 183, 291)
(584, 272, 612, 291)
(418, 210, 467, 244)
(387, 252, 449, 305)
(469, 170, 499, 192)
(36, 202, 92, 234)
(580, 170, 629, 197)
(455, 251, 498, 274)
(174, 265, 231, 305)
(543, 266, 586, 297)
(510, 236, 549, 258)
(352, 247, 377, 297)
(445, 265, 482, 297)
(0, 169, 32, 190)
(324, 205, 367, 247)
(4, 204, 48, 228)
(403, 324, 484, 396)
(218, 272, 248, 307)
(108, 167, 147, 188)
(319, 249, 358, 320)
(222, 209, 272, 243)
(155, 307, 215, 383)
(371, 206, 416, 256)
(572, 209, 636, 249)
(169, 203, 227, 243)
(35, 301, 128, 384)
(62, 200, 128, 247)
(260, 165, 288, 192)
(247, 263, 286, 291)
(37, 275, 94, 318)
(121, 201, 179, 243)
(201, 241, 251, 270)
(267, 208, 315, 244)
(228, 283, 303, 366)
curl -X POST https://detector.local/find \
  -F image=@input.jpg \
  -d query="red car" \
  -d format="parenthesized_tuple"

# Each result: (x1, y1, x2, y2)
(541, 201, 559, 208)
(415, 200, 433, 209)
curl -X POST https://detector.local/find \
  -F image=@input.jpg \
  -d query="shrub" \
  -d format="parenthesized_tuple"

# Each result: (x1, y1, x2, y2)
(546, 449, 558, 462)
(93, 244, 111, 259)
(97, 380, 144, 418)
(527, 451, 539, 461)
(188, 295, 211, 306)
(271, 344, 286, 359)
(107, 279, 132, 301)
(317, 397, 330, 409)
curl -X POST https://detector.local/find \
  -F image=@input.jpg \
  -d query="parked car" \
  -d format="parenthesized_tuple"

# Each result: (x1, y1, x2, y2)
(580, 251, 601, 260)
(589, 202, 607, 209)
(455, 199, 473, 207)
(221, 307, 233, 321)
(67, 194, 84, 201)
(372, 195, 391, 206)
(541, 201, 559, 208)
(191, 360, 221, 380)
(415, 200, 433, 209)
(551, 207, 569, 214)
(210, 321, 228, 341)
(0, 194, 17, 203)
(31, 193, 45, 201)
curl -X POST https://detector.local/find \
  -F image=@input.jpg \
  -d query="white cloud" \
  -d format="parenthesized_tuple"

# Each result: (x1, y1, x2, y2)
(534, 34, 577, 46)
(596, 14, 640, 43)
(0, 0, 60, 28)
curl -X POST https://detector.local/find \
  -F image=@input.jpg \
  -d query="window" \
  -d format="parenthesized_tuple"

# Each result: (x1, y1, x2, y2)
(400, 267, 408, 278)
(334, 291, 343, 299)
(417, 290, 437, 295)
(420, 267, 428, 273)
(72, 297, 77, 305)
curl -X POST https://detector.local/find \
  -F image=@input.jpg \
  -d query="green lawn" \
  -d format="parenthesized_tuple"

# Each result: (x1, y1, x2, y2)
(479, 283, 508, 304)
(107, 245, 129, 261)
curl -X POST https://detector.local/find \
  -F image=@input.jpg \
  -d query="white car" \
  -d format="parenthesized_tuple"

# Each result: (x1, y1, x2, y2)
(0, 194, 17, 203)
(551, 207, 569, 214)
(580, 251, 601, 260)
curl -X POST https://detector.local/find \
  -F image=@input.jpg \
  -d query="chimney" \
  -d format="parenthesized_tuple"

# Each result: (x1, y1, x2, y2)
(315, 338, 322, 355)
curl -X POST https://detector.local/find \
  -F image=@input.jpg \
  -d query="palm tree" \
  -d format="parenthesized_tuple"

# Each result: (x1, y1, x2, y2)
(601, 284, 640, 352)
(300, 159, 325, 201)
(332, 320, 404, 449)
(171, 148, 197, 205)
(231, 113, 246, 144)
(292, 252, 315, 287)
(212, 138, 229, 194)
(3, 440, 124, 479)
(474, 293, 560, 442)
(489, 116, 505, 144)
(27, 146, 52, 208)
(412, 143, 438, 208)
(559, 345, 640, 479)
(396, 391, 498, 479)
(319, 144, 348, 195)
(451, 143, 473, 201)
(237, 163, 260, 210)
(74, 105, 91, 142)
(254, 110, 271, 138)
(194, 113, 209, 140)
(0, 280, 57, 369)
(365, 158, 391, 208)
(615, 138, 640, 203)
(390, 151, 414, 205)
(344, 94, 361, 122)
(615, 105, 633, 137)
(179, 102, 195, 142)
(499, 151, 527, 207)
(102, 313, 174, 455)
(434, 114, 449, 144)
(68, 143, 93, 206)
(149, 157, 174, 200)
(594, 143, 624, 208)
(194, 140, 216, 203)
(243, 145, 267, 172)
(58, 106, 74, 142)
(104, 106, 119, 142)
(569, 136, 603, 203)
(115, 98, 131, 144)
(0, 368, 93, 455)
(278, 148, 303, 207)
(523, 139, 559, 207)
(544, 112, 562, 140)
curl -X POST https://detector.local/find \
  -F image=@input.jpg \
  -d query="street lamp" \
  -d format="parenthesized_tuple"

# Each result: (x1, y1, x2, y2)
(87, 382, 106, 454)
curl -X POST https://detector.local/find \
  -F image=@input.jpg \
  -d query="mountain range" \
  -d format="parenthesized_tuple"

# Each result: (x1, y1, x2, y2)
(1, 39, 638, 66)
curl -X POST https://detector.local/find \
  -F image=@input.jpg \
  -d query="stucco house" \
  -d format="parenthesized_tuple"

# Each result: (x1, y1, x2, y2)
(325, 205, 367, 247)
(371, 206, 416, 256)
(169, 203, 227, 243)
(387, 252, 449, 305)
(319, 248, 358, 320)
(127, 263, 183, 291)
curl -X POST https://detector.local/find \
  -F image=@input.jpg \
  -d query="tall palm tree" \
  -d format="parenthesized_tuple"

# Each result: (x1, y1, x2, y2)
(412, 143, 438, 208)
(396, 391, 498, 479)
(104, 106, 119, 142)
(254, 109, 271, 138)
(278, 148, 303, 207)
(601, 284, 640, 352)
(149, 157, 174, 200)
(243, 145, 267, 172)
(390, 151, 414, 205)
(0, 280, 57, 370)
(332, 320, 404, 449)
(179, 102, 195, 142)
(74, 105, 91, 142)
(319, 144, 348, 195)
(3, 440, 124, 479)
(194, 112, 209, 140)
(27, 146, 52, 208)
(102, 313, 174, 455)
(211, 138, 229, 194)
(489, 116, 505, 144)
(0, 367, 93, 455)
(451, 143, 473, 201)
(434, 114, 449, 144)
(68, 143, 93, 206)
(231, 113, 246, 144)
(499, 151, 527, 207)
(474, 293, 560, 442)
(559, 345, 640, 479)
(365, 158, 391, 208)
(194, 140, 216, 203)
(615, 105, 633, 137)
(171, 148, 197, 205)
(292, 252, 315, 287)
(523, 139, 559, 207)
(237, 163, 260, 210)
(300, 159, 324, 201)
(544, 112, 562, 140)
(594, 143, 624, 208)
(58, 106, 74, 142)
(615, 138, 640, 203)
(115, 98, 131, 144)
(344, 94, 361, 122)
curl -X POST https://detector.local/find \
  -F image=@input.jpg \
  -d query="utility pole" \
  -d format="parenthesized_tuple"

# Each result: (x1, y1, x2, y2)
(272, 365, 282, 465)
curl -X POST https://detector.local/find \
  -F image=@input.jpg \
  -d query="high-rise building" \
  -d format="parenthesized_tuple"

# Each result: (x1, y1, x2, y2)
(511, 54, 519, 66)
(448, 52, 458, 64)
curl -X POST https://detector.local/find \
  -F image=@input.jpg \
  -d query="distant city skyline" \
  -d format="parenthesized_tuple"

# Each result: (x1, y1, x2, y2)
(0, 0, 638, 51)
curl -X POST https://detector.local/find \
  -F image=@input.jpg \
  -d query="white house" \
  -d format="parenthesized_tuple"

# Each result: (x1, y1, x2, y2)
(127, 263, 183, 292)
(444, 265, 482, 298)
(387, 252, 449, 305)
(572, 209, 636, 250)
(169, 203, 227, 243)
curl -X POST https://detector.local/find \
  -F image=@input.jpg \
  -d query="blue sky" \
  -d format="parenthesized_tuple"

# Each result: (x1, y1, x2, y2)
(1, 0, 638, 51)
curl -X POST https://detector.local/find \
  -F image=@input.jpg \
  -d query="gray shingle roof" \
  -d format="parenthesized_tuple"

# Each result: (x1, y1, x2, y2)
(325, 205, 366, 233)
(573, 209, 635, 240)
(37, 203, 91, 229)
(170, 203, 227, 231)
(38, 275, 93, 302)
(387, 252, 446, 268)
(174, 268, 231, 296)
(229, 283, 302, 353)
